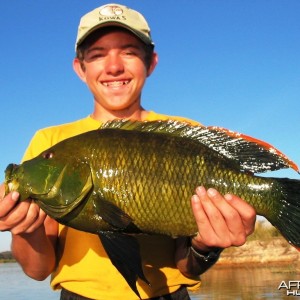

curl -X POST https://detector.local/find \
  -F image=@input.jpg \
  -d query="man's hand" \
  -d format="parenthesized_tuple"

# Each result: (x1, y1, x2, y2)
(175, 186, 256, 277)
(0, 184, 46, 235)
(0, 183, 58, 280)
(191, 186, 256, 252)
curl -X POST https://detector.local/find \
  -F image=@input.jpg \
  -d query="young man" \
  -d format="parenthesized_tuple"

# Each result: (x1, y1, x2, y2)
(0, 4, 256, 300)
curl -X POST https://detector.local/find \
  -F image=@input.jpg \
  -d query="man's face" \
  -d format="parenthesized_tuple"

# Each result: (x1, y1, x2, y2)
(76, 29, 155, 114)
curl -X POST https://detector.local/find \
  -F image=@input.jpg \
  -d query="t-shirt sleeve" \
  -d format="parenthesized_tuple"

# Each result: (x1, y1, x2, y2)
(22, 130, 53, 162)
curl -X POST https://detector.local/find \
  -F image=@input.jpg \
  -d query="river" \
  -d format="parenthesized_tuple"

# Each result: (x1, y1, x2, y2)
(0, 263, 298, 299)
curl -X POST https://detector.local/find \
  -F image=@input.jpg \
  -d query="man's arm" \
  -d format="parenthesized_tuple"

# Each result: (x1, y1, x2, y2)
(0, 185, 58, 280)
(175, 186, 256, 277)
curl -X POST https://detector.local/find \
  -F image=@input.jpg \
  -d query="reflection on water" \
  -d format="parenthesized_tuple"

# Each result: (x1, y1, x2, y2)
(1, 263, 299, 299)
(190, 263, 300, 300)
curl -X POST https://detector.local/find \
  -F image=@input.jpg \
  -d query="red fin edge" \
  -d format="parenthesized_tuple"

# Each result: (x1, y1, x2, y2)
(208, 126, 299, 174)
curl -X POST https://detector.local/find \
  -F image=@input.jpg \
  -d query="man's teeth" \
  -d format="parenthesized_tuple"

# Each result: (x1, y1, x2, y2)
(103, 81, 129, 87)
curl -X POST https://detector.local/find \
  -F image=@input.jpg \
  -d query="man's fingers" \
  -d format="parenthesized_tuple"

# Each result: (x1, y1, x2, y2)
(0, 191, 19, 217)
(191, 186, 256, 248)
(224, 193, 257, 236)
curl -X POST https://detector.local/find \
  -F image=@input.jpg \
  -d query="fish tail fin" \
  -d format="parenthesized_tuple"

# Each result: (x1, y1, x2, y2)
(266, 178, 300, 249)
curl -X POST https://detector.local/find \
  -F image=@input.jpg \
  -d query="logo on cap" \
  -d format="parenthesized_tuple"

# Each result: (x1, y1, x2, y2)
(100, 5, 123, 17)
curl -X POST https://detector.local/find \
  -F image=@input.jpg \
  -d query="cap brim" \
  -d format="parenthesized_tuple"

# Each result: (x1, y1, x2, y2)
(76, 22, 154, 49)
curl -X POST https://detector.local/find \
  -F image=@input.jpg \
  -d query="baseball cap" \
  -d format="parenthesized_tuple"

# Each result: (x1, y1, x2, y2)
(75, 3, 154, 50)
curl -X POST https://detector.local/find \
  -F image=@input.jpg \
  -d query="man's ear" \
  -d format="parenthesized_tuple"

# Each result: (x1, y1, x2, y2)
(73, 58, 87, 82)
(147, 52, 158, 77)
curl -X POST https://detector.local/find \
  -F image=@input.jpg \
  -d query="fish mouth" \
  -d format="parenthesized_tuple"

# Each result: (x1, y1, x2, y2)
(4, 164, 68, 200)
(4, 180, 20, 198)
(7, 181, 19, 192)
(5, 164, 20, 194)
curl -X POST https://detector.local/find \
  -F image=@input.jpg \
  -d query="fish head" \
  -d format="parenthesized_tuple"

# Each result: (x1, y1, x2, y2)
(5, 145, 93, 220)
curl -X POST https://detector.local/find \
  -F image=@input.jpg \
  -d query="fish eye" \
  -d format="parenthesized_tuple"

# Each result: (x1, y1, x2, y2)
(43, 151, 54, 159)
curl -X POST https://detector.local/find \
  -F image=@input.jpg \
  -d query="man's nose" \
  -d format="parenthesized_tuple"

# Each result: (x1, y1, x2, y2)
(105, 54, 124, 76)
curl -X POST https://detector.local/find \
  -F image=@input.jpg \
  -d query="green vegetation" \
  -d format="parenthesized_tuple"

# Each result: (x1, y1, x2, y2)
(0, 251, 15, 263)
(248, 219, 281, 241)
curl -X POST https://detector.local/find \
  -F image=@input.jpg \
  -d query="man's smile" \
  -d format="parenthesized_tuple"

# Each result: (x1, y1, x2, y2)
(102, 80, 130, 87)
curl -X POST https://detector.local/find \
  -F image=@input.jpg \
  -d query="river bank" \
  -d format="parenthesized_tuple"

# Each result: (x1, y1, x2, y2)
(217, 237, 299, 265)
(0, 251, 15, 263)
(217, 220, 299, 265)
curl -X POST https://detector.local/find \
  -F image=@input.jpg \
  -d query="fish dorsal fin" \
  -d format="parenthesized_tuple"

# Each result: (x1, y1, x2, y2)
(101, 120, 299, 174)
(206, 126, 299, 174)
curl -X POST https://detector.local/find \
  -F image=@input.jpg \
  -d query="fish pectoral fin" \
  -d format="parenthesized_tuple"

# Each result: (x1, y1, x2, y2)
(96, 198, 141, 232)
(99, 232, 149, 299)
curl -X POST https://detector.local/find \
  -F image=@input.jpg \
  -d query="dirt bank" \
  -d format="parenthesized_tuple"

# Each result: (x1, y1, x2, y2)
(218, 237, 299, 265)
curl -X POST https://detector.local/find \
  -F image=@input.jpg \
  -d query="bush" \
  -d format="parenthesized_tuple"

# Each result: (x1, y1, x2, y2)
(0, 251, 14, 262)
(248, 219, 280, 241)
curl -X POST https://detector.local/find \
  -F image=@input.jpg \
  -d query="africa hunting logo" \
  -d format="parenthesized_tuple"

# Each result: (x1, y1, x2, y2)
(278, 281, 300, 296)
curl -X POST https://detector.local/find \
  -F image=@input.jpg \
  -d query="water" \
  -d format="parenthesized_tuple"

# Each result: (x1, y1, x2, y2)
(0, 263, 59, 300)
(0, 263, 299, 299)
(191, 264, 300, 300)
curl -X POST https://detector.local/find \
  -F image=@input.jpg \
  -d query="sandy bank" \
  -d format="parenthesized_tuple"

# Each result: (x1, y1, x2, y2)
(218, 237, 299, 265)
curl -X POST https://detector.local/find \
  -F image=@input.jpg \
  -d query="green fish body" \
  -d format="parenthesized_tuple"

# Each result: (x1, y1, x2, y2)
(5, 120, 300, 297)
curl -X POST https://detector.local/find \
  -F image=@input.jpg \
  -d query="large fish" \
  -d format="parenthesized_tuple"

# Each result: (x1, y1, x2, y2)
(4, 120, 300, 297)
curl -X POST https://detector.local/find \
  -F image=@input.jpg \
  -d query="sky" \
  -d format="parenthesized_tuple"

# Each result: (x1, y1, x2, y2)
(0, 0, 299, 251)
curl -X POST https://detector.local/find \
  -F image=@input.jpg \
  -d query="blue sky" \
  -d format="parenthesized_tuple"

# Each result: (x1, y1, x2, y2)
(0, 0, 299, 251)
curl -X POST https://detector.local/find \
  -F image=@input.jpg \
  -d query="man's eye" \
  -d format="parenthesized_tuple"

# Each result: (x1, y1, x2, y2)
(122, 49, 139, 57)
(86, 52, 105, 60)
(90, 54, 103, 59)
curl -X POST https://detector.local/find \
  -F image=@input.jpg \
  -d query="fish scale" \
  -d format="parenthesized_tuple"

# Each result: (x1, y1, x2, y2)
(4, 119, 300, 298)
(93, 130, 199, 235)
(77, 128, 276, 237)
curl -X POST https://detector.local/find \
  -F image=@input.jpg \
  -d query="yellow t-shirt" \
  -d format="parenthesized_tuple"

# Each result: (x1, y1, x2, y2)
(22, 111, 201, 300)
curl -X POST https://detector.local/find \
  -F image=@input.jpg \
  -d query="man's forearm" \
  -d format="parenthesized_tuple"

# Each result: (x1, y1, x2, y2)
(12, 220, 57, 280)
